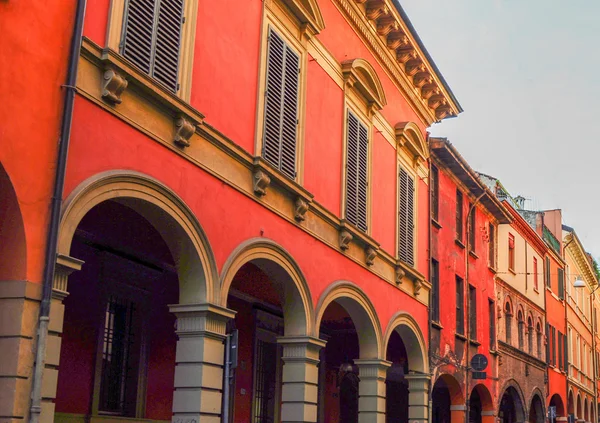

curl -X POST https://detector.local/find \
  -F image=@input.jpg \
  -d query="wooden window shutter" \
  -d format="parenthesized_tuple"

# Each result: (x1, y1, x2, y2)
(122, 0, 184, 92)
(398, 167, 414, 266)
(262, 29, 300, 179)
(345, 111, 368, 232)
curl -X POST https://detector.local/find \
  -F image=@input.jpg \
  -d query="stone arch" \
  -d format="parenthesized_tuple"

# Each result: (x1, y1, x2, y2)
(315, 281, 382, 359)
(434, 374, 464, 405)
(394, 121, 429, 161)
(0, 164, 27, 280)
(529, 391, 545, 423)
(471, 383, 494, 412)
(219, 237, 313, 336)
(568, 390, 575, 416)
(341, 58, 387, 110)
(58, 170, 217, 304)
(383, 312, 428, 373)
(498, 379, 527, 421)
(550, 393, 566, 417)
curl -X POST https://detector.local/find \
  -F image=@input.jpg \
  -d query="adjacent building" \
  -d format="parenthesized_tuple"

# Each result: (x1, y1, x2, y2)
(564, 227, 599, 423)
(429, 139, 512, 423)
(480, 175, 549, 423)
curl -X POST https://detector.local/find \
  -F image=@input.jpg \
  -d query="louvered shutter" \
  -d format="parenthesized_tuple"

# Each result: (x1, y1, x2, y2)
(262, 29, 299, 179)
(344, 111, 368, 232)
(398, 167, 414, 266)
(122, 0, 183, 93)
(356, 121, 368, 231)
(153, 0, 184, 91)
(122, 0, 156, 74)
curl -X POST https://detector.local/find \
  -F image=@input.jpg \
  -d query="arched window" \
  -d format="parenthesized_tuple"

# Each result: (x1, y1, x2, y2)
(536, 322, 542, 359)
(528, 317, 534, 355)
(504, 301, 512, 344)
(518, 310, 525, 349)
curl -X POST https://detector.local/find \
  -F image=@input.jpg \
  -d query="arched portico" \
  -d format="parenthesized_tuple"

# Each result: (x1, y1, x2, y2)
(549, 393, 566, 421)
(384, 313, 429, 423)
(471, 384, 495, 423)
(45, 171, 228, 423)
(0, 164, 29, 422)
(498, 381, 527, 423)
(219, 238, 319, 423)
(431, 374, 464, 423)
(529, 392, 545, 423)
(315, 282, 384, 423)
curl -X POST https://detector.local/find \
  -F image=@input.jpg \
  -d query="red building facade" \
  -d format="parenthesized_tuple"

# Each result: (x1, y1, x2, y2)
(429, 138, 512, 423)
(0, 0, 462, 423)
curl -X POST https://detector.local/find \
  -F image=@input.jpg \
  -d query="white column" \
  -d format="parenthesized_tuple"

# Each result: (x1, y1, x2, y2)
(40, 255, 84, 423)
(169, 303, 235, 423)
(405, 373, 430, 423)
(277, 336, 326, 423)
(355, 359, 391, 423)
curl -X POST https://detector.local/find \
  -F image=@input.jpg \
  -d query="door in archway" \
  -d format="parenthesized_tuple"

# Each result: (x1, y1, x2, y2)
(340, 371, 359, 423)
(470, 388, 482, 423)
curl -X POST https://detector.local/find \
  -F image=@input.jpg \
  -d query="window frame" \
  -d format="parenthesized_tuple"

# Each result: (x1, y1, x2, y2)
(431, 259, 440, 323)
(489, 299, 496, 349)
(508, 233, 515, 271)
(456, 276, 465, 336)
(504, 301, 512, 345)
(488, 223, 496, 268)
(255, 10, 309, 183)
(342, 107, 371, 233)
(430, 164, 439, 222)
(468, 203, 476, 253)
(397, 164, 415, 265)
(455, 190, 463, 243)
(106, 0, 198, 101)
(469, 285, 477, 340)
(533, 256, 539, 291)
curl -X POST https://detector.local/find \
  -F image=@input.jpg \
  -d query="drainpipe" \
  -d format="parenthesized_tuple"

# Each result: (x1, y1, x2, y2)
(465, 192, 485, 423)
(29, 0, 87, 422)
(427, 140, 434, 413)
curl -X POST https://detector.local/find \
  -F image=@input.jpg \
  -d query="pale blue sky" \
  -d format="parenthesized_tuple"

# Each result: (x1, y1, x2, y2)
(401, 0, 600, 256)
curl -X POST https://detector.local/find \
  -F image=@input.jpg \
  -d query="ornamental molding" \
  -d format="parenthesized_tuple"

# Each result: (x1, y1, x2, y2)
(342, 58, 387, 111)
(333, 0, 460, 124)
(395, 121, 428, 161)
(278, 0, 326, 37)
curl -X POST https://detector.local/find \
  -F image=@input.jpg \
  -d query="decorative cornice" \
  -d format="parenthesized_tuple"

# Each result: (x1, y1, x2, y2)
(279, 0, 326, 37)
(565, 232, 598, 288)
(333, 0, 461, 124)
(342, 58, 387, 111)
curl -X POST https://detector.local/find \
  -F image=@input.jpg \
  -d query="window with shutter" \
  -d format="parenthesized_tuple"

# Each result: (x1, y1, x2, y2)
(430, 164, 439, 221)
(398, 167, 414, 266)
(488, 224, 495, 268)
(121, 0, 184, 92)
(344, 111, 368, 232)
(262, 28, 300, 179)
(456, 190, 463, 242)
(558, 268, 565, 300)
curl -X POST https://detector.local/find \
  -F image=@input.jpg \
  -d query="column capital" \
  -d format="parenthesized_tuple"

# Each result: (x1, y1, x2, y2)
(354, 359, 392, 380)
(53, 254, 84, 297)
(278, 336, 326, 364)
(169, 303, 235, 339)
(404, 372, 431, 382)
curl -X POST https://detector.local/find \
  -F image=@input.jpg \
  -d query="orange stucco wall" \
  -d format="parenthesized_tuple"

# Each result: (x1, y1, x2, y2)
(0, 0, 77, 283)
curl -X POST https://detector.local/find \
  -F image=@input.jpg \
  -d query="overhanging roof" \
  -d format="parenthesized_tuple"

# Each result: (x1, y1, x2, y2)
(430, 138, 512, 224)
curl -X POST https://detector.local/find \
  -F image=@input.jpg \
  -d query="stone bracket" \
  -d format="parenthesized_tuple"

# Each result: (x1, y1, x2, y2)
(101, 67, 128, 104)
(174, 115, 197, 148)
(294, 196, 311, 221)
(338, 220, 380, 267)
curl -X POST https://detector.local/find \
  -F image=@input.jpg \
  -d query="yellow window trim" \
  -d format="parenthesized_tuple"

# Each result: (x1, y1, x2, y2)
(106, 0, 198, 102)
(255, 1, 309, 184)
